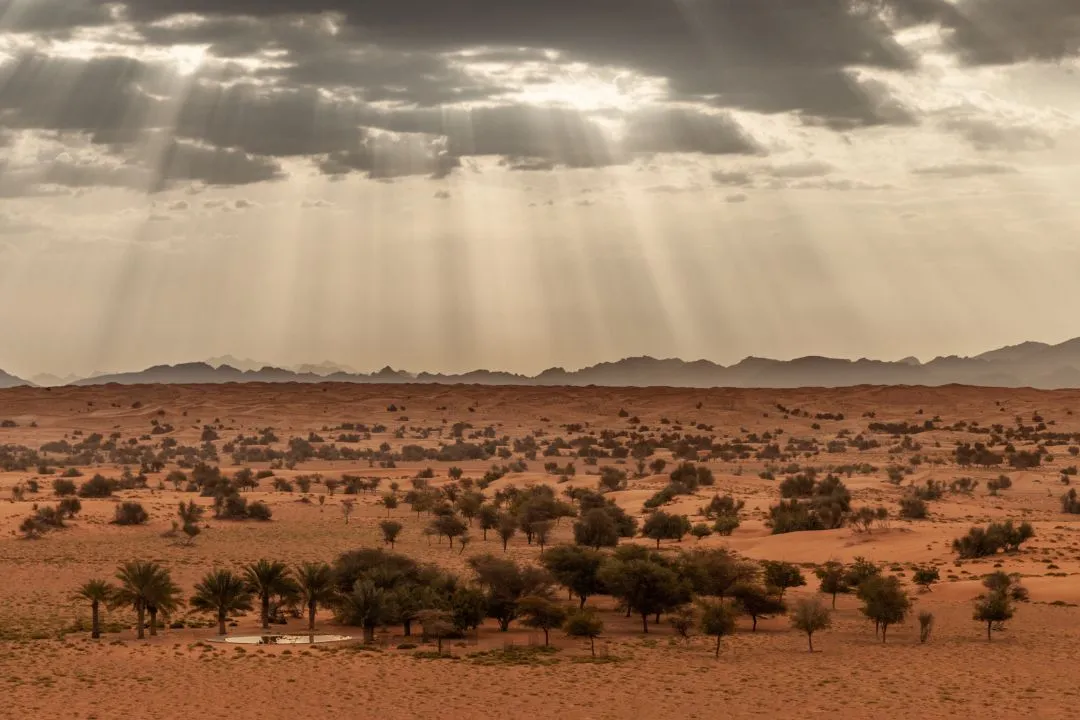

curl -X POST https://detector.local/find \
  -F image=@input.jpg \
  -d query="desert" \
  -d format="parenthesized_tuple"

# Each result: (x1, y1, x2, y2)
(0, 382, 1077, 719)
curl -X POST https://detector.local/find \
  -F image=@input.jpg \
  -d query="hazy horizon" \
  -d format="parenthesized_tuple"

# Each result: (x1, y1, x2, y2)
(2, 1, 1078, 379)
(8, 331, 1080, 381)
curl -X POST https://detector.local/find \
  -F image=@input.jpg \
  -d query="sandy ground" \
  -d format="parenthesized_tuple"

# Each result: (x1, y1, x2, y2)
(1, 383, 1080, 719)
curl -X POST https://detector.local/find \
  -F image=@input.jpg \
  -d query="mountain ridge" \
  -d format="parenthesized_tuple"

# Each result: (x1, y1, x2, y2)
(0, 336, 1071, 389)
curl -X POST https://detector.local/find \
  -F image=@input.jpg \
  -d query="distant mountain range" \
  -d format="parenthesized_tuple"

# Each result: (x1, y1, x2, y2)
(6, 338, 1080, 389)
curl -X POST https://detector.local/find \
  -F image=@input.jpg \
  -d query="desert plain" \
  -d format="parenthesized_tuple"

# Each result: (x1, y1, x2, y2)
(1, 382, 1079, 719)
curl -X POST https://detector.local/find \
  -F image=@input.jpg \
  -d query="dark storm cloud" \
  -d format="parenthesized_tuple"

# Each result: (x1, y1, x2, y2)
(99, 0, 925, 127)
(623, 109, 764, 156)
(0, 0, 113, 34)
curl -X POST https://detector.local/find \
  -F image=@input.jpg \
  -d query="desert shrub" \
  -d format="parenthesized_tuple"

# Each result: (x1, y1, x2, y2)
(913, 566, 940, 591)
(247, 500, 273, 521)
(701, 494, 744, 520)
(58, 497, 82, 518)
(112, 502, 149, 526)
(712, 516, 740, 536)
(77, 474, 115, 498)
(918, 611, 934, 643)
(952, 520, 1034, 558)
(898, 496, 928, 520)
(690, 523, 714, 541)
(1061, 488, 1080, 513)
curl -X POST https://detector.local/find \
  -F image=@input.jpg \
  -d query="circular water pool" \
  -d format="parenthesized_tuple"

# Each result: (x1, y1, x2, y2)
(215, 634, 353, 645)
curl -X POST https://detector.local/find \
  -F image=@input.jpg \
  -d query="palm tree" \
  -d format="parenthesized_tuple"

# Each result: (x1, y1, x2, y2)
(295, 562, 337, 632)
(145, 569, 183, 637)
(74, 579, 113, 639)
(111, 561, 173, 640)
(191, 569, 254, 636)
(243, 559, 297, 631)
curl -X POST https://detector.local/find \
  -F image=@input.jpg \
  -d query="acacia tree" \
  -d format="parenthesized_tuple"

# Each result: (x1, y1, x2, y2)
(468, 554, 553, 631)
(477, 504, 499, 540)
(518, 595, 569, 646)
(762, 561, 806, 599)
(573, 508, 619, 550)
(599, 557, 685, 633)
(380, 520, 404, 548)
(191, 568, 253, 636)
(74, 579, 113, 639)
(790, 597, 831, 652)
(243, 559, 297, 630)
(540, 545, 605, 609)
(564, 610, 604, 657)
(295, 561, 338, 632)
(497, 513, 518, 552)
(815, 561, 850, 608)
(699, 600, 737, 658)
(974, 589, 1014, 641)
(731, 583, 787, 631)
(858, 575, 912, 642)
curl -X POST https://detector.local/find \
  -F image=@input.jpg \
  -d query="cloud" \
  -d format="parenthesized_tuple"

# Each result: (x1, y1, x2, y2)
(623, 109, 763, 156)
(765, 160, 835, 179)
(0, 131, 285, 196)
(74, 0, 943, 127)
(938, 112, 1057, 152)
(711, 170, 755, 187)
(912, 161, 1020, 178)
(725, 193, 749, 203)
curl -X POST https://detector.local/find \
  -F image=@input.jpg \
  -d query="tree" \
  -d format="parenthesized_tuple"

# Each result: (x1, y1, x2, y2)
(417, 609, 454, 654)
(477, 504, 499, 540)
(518, 595, 569, 646)
(111, 561, 179, 640)
(243, 560, 297, 631)
(815, 561, 850, 608)
(573, 508, 619, 550)
(731, 583, 787, 631)
(981, 571, 1029, 601)
(641, 511, 691, 548)
(74, 579, 112, 639)
(497, 513, 518, 552)
(762, 561, 806, 599)
(531, 520, 554, 555)
(857, 575, 912, 642)
(380, 520, 404, 548)
(599, 557, 685, 633)
(295, 561, 337, 631)
(540, 545, 605, 609)
(469, 554, 553, 631)
(913, 566, 940, 592)
(339, 579, 388, 643)
(381, 493, 398, 517)
(680, 548, 758, 600)
(973, 589, 1013, 641)
(432, 513, 468, 549)
(449, 587, 487, 634)
(790, 597, 831, 652)
(699, 600, 737, 657)
(191, 569, 253, 636)
(668, 605, 695, 641)
(564, 609, 604, 657)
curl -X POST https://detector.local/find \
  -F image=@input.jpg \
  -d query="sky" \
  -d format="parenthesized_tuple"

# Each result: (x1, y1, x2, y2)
(1, 0, 1078, 379)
